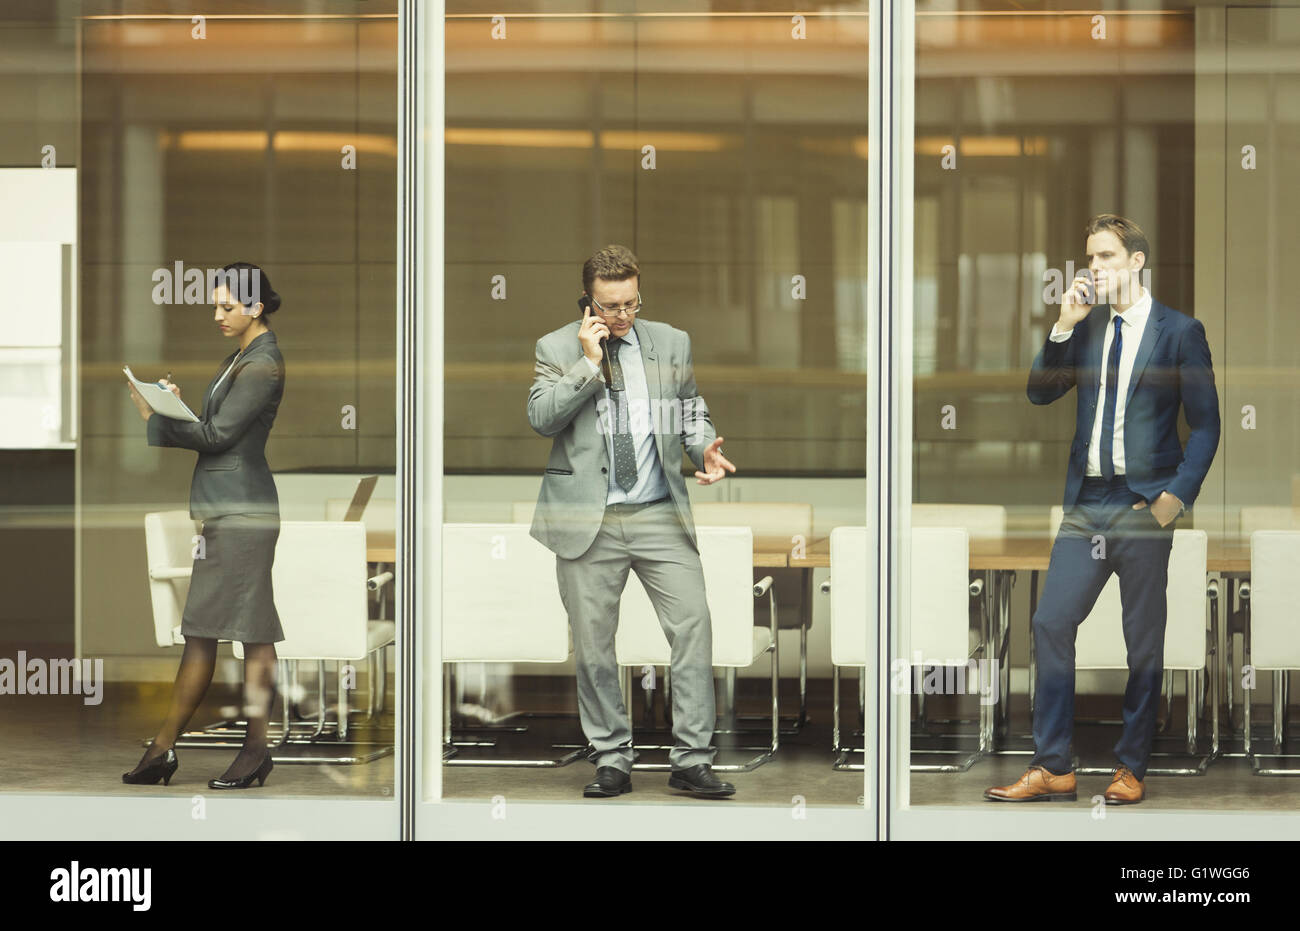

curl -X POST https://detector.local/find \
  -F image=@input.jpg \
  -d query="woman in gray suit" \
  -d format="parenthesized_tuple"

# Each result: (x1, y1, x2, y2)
(123, 262, 286, 790)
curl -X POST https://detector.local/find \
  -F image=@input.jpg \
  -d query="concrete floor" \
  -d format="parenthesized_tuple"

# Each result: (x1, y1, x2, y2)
(3, 681, 394, 798)
(909, 694, 1300, 811)
(441, 680, 866, 807)
(6, 674, 1296, 812)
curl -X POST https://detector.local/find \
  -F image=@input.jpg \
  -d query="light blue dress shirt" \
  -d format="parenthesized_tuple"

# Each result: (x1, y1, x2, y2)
(582, 325, 670, 505)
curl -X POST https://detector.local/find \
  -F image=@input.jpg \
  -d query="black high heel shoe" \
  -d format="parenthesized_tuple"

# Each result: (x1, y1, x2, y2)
(122, 747, 179, 786)
(208, 752, 273, 790)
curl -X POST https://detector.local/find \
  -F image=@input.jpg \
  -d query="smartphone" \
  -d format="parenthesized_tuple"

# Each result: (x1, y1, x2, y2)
(577, 295, 610, 380)
(1079, 268, 1096, 305)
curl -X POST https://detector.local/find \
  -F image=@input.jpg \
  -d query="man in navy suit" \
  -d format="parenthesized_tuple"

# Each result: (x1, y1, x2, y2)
(986, 215, 1220, 805)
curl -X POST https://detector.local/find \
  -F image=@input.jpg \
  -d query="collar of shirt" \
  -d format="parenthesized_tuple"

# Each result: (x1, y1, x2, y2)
(612, 324, 640, 349)
(1108, 286, 1152, 330)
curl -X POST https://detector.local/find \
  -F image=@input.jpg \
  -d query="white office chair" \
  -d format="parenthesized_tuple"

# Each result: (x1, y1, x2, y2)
(516, 499, 815, 733)
(909, 526, 991, 772)
(440, 523, 581, 766)
(911, 504, 1008, 736)
(232, 521, 395, 763)
(614, 526, 779, 772)
(1243, 531, 1300, 774)
(327, 496, 397, 715)
(689, 502, 814, 731)
(1044, 506, 1214, 775)
(145, 510, 202, 648)
(911, 504, 1006, 539)
(1223, 508, 1300, 730)
(821, 526, 872, 771)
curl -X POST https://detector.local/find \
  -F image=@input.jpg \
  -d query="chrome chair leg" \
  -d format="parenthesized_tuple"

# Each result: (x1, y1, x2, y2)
(338, 659, 350, 741)
(1244, 612, 1254, 758)
(366, 651, 377, 718)
(274, 658, 291, 748)
(859, 667, 866, 730)
(1274, 672, 1285, 753)
(1158, 670, 1174, 734)
(799, 623, 809, 726)
(641, 667, 656, 726)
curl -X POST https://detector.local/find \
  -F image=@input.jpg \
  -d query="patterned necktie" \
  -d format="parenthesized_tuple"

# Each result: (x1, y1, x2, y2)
(605, 337, 638, 492)
(1099, 314, 1123, 481)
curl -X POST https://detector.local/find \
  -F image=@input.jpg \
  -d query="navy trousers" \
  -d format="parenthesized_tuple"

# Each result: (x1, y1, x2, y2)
(1031, 474, 1177, 780)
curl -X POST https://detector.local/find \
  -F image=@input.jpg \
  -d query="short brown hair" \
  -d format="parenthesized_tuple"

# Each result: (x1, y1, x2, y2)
(1084, 214, 1149, 263)
(583, 244, 640, 295)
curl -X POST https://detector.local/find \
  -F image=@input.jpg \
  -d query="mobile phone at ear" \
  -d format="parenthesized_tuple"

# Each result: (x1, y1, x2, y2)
(1080, 269, 1097, 305)
(576, 295, 610, 380)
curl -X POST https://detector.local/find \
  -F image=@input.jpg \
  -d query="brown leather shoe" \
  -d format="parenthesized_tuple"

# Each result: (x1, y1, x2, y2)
(1103, 766, 1145, 805)
(984, 765, 1077, 802)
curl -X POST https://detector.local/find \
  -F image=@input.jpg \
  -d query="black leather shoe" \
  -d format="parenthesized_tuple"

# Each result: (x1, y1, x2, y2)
(208, 753, 273, 790)
(122, 747, 178, 786)
(583, 766, 632, 798)
(668, 763, 735, 797)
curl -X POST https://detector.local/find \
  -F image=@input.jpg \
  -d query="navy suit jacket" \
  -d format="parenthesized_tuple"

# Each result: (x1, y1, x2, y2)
(147, 329, 284, 520)
(1027, 300, 1220, 509)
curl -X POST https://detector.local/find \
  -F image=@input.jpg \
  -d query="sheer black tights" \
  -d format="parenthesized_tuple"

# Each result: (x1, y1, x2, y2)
(126, 637, 278, 782)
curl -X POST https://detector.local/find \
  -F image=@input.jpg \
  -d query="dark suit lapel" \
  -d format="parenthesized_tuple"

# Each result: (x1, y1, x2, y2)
(203, 354, 237, 418)
(632, 320, 665, 465)
(204, 332, 272, 417)
(1124, 301, 1167, 409)
(1083, 311, 1109, 409)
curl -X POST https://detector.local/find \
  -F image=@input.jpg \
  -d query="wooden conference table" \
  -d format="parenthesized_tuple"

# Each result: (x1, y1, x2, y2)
(365, 532, 832, 568)
(375, 526, 1247, 752)
(368, 530, 1249, 573)
(969, 536, 1251, 756)
(366, 530, 396, 564)
(738, 529, 1247, 758)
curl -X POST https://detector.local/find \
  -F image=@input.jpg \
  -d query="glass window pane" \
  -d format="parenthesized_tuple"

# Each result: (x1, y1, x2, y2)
(0, 1, 400, 838)
(900, 0, 1300, 834)
(430, 2, 872, 835)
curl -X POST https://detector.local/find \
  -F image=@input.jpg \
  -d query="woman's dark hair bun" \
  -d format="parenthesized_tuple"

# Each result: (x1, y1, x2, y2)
(219, 262, 281, 316)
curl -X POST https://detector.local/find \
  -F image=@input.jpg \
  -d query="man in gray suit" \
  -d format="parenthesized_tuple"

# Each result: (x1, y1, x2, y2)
(527, 244, 737, 799)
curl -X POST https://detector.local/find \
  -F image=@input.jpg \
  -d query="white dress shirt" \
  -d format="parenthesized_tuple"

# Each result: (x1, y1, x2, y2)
(582, 326, 670, 504)
(1048, 287, 1152, 476)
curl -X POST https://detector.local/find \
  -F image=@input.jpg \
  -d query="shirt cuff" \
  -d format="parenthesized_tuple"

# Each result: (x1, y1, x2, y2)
(1049, 323, 1073, 343)
(583, 355, 601, 377)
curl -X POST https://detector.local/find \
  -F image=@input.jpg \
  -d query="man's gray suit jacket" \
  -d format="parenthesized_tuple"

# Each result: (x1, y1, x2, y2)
(147, 329, 285, 520)
(527, 318, 716, 560)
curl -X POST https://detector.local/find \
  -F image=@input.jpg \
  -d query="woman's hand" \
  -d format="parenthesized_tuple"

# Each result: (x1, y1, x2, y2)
(160, 379, 180, 399)
(126, 383, 154, 422)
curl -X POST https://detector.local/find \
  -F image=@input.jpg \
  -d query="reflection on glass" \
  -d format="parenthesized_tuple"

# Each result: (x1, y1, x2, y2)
(0, 2, 398, 804)
(441, 5, 869, 807)
(908, 1, 1300, 812)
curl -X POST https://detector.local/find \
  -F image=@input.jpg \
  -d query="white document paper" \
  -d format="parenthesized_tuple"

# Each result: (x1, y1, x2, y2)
(123, 365, 200, 422)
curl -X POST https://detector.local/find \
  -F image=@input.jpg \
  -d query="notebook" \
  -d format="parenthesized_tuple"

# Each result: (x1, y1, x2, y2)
(123, 366, 200, 422)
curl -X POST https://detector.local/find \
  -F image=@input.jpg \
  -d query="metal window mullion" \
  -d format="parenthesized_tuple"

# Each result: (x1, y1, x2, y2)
(870, 0, 915, 841)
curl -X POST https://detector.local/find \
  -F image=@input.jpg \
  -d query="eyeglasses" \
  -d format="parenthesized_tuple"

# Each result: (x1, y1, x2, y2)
(590, 293, 643, 319)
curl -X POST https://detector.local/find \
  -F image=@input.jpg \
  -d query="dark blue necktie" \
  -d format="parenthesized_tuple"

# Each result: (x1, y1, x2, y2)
(1099, 314, 1123, 480)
